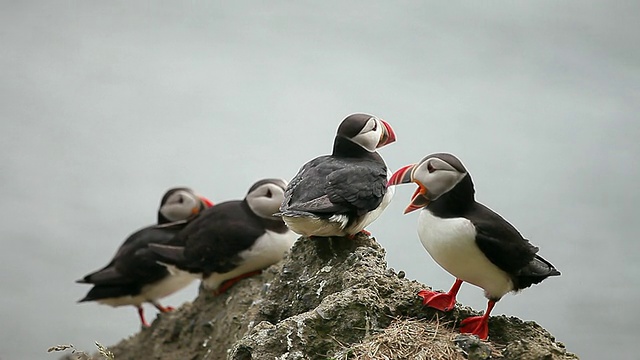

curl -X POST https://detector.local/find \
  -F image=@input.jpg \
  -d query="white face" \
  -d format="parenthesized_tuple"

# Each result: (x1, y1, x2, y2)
(159, 190, 200, 222)
(246, 181, 288, 219)
(350, 117, 385, 152)
(412, 157, 467, 200)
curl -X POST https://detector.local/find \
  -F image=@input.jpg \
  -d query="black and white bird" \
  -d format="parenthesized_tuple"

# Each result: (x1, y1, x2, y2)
(77, 187, 213, 327)
(279, 113, 397, 237)
(149, 179, 298, 294)
(388, 153, 560, 340)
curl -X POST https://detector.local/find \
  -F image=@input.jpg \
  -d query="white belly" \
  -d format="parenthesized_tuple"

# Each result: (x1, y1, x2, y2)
(282, 214, 350, 237)
(417, 210, 513, 300)
(98, 271, 196, 307)
(202, 230, 298, 290)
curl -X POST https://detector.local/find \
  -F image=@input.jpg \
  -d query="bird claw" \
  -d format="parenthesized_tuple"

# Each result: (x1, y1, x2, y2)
(347, 229, 372, 240)
(153, 303, 175, 313)
(418, 289, 457, 312)
(459, 315, 489, 340)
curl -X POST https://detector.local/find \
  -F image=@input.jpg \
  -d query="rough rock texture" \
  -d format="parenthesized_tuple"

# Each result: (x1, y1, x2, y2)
(77, 235, 578, 360)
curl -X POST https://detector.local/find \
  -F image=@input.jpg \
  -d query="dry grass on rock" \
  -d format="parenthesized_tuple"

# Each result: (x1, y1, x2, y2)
(334, 317, 464, 360)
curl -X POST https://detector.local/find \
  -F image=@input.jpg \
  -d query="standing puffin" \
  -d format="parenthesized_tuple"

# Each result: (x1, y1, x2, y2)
(388, 153, 560, 339)
(77, 187, 213, 327)
(149, 179, 298, 293)
(279, 113, 396, 237)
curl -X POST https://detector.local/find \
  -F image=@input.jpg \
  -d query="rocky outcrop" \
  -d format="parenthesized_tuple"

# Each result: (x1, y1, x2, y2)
(76, 234, 577, 360)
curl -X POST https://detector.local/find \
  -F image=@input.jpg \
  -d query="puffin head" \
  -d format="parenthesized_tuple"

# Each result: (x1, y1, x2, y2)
(245, 178, 289, 219)
(158, 187, 214, 224)
(336, 113, 396, 152)
(387, 153, 468, 213)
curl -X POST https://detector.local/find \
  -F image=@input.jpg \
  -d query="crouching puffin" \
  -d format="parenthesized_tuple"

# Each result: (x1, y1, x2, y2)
(77, 187, 213, 327)
(388, 153, 560, 340)
(149, 179, 298, 294)
(279, 113, 396, 237)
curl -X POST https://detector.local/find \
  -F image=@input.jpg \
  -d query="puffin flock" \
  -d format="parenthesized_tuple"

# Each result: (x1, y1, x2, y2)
(78, 113, 559, 340)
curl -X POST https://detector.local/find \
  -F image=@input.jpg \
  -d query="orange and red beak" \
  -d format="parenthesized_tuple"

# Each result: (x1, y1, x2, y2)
(388, 164, 430, 214)
(377, 120, 397, 148)
(404, 185, 430, 214)
(199, 196, 215, 208)
(388, 164, 414, 187)
(192, 195, 214, 215)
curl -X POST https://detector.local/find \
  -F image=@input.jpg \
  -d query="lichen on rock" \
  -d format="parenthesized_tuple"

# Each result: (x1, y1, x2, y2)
(78, 234, 578, 360)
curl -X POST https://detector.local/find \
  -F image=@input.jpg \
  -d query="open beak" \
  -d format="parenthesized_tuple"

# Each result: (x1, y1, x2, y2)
(405, 185, 430, 214)
(388, 164, 430, 214)
(377, 119, 397, 148)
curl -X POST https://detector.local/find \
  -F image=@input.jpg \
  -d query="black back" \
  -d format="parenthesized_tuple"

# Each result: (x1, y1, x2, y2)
(283, 154, 387, 219)
(428, 174, 560, 291)
(161, 200, 288, 277)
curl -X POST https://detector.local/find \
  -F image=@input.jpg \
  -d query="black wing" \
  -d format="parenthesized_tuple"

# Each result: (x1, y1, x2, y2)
(469, 203, 538, 274)
(281, 156, 334, 212)
(324, 164, 387, 215)
(282, 156, 387, 216)
(78, 224, 184, 286)
(166, 201, 265, 275)
(470, 203, 560, 291)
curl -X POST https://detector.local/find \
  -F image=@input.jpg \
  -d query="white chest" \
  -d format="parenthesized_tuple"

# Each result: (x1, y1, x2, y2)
(417, 210, 513, 300)
(239, 230, 298, 266)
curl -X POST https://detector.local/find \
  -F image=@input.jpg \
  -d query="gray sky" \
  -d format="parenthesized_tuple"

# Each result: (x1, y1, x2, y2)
(1, 1, 638, 359)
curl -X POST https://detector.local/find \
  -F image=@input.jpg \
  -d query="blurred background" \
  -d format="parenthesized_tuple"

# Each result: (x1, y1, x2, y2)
(1, 1, 638, 359)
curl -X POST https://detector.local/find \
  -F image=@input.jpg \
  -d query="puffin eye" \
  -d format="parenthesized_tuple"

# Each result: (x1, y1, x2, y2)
(427, 162, 435, 173)
(265, 189, 272, 198)
(371, 120, 377, 132)
(177, 195, 184, 203)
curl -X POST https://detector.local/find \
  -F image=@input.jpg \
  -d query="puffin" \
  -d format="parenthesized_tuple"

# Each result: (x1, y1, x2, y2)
(387, 153, 560, 339)
(279, 113, 397, 237)
(77, 187, 213, 327)
(149, 178, 298, 294)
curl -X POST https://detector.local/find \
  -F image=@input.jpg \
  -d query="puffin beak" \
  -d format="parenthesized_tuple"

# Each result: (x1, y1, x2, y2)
(405, 184, 430, 214)
(199, 196, 215, 208)
(377, 120, 397, 148)
(388, 164, 415, 187)
(389, 164, 430, 213)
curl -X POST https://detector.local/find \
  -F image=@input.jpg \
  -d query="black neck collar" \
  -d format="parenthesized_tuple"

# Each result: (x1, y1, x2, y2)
(332, 136, 381, 161)
(427, 175, 476, 218)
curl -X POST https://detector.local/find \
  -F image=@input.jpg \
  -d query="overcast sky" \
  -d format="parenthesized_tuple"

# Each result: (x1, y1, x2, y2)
(1, 1, 638, 359)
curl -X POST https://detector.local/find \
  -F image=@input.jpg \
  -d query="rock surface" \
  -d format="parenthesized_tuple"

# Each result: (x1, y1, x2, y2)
(74, 234, 578, 360)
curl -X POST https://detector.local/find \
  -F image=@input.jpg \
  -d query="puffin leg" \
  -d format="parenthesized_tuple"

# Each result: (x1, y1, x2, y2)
(213, 270, 262, 296)
(151, 300, 174, 313)
(136, 305, 150, 327)
(459, 299, 496, 340)
(418, 278, 463, 312)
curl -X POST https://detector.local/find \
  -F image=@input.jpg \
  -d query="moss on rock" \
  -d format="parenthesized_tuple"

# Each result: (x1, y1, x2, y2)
(77, 234, 578, 360)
